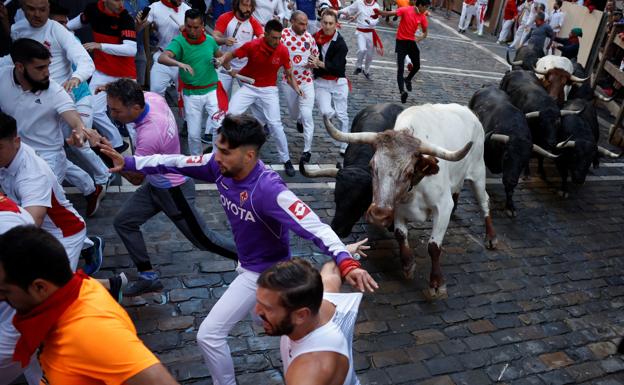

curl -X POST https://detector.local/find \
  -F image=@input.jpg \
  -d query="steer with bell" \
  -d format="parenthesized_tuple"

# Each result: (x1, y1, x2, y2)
(323, 104, 498, 300)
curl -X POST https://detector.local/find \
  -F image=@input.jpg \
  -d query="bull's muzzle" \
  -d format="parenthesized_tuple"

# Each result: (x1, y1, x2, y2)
(366, 203, 394, 228)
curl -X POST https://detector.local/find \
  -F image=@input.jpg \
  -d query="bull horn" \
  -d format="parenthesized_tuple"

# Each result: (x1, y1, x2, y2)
(489, 134, 510, 144)
(525, 111, 540, 119)
(556, 140, 576, 149)
(569, 75, 589, 83)
(323, 115, 377, 144)
(506, 50, 522, 66)
(533, 66, 548, 75)
(418, 140, 473, 162)
(298, 162, 339, 178)
(597, 145, 622, 158)
(594, 90, 614, 102)
(532, 144, 560, 158)
(560, 109, 582, 116)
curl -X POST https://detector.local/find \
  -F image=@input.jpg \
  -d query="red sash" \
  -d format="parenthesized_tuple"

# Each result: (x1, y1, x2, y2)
(356, 28, 384, 56)
(177, 78, 229, 117)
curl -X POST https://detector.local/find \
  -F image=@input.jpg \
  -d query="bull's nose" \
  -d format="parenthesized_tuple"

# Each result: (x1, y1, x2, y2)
(366, 204, 394, 227)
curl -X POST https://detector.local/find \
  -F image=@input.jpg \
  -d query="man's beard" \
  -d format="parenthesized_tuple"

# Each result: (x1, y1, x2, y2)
(237, 10, 252, 19)
(24, 69, 50, 92)
(262, 314, 295, 336)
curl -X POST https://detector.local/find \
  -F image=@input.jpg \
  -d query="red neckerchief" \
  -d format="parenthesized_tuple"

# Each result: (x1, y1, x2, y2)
(97, 0, 123, 17)
(12, 271, 88, 367)
(314, 30, 335, 46)
(568, 35, 580, 45)
(182, 30, 207, 45)
(162, 0, 179, 12)
(0, 193, 20, 213)
(329, 0, 340, 9)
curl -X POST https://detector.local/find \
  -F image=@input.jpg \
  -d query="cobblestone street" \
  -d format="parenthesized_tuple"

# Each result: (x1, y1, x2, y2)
(63, 10, 624, 385)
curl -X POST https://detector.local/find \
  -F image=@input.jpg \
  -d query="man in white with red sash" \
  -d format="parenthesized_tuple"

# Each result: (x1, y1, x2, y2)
(338, 0, 382, 79)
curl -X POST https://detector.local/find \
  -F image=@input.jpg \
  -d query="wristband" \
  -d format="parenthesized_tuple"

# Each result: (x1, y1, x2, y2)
(338, 258, 361, 278)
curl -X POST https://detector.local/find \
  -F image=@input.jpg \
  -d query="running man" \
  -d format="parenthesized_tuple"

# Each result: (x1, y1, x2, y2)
(375, 0, 429, 104)
(100, 114, 378, 385)
(338, 0, 382, 79)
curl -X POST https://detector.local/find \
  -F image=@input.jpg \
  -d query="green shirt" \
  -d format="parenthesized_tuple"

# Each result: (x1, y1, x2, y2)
(166, 34, 219, 96)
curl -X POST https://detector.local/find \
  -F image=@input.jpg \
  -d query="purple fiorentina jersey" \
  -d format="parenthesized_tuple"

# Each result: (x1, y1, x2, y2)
(124, 153, 352, 272)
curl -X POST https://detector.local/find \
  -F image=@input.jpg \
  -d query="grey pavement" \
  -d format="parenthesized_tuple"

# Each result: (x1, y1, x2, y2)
(26, 9, 624, 385)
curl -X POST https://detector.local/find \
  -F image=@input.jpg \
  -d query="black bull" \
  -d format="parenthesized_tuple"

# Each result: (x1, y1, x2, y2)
(299, 103, 403, 237)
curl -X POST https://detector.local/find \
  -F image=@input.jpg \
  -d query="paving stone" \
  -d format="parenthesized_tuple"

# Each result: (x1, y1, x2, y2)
(236, 370, 283, 385)
(356, 369, 393, 385)
(458, 351, 488, 370)
(451, 369, 492, 385)
(371, 349, 411, 368)
(467, 320, 497, 334)
(438, 339, 468, 355)
(565, 362, 606, 382)
(600, 357, 624, 374)
(425, 356, 464, 376)
(247, 336, 280, 352)
(419, 375, 456, 385)
(199, 260, 236, 273)
(587, 341, 617, 359)
(405, 343, 441, 362)
(356, 321, 389, 335)
(412, 329, 447, 345)
(169, 288, 210, 302)
(158, 316, 195, 331)
(464, 335, 497, 350)
(181, 274, 222, 288)
(385, 362, 430, 383)
(441, 310, 470, 324)
(537, 369, 576, 385)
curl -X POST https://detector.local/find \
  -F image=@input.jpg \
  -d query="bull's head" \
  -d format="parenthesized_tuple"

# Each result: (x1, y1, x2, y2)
(533, 66, 588, 104)
(525, 108, 582, 149)
(323, 115, 472, 228)
(556, 139, 622, 184)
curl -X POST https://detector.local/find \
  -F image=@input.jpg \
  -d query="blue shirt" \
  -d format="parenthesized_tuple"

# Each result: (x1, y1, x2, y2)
(212, 0, 233, 21)
(124, 0, 150, 49)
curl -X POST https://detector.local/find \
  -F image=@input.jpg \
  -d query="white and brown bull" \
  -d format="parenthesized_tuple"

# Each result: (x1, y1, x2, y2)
(533, 55, 587, 104)
(323, 103, 497, 300)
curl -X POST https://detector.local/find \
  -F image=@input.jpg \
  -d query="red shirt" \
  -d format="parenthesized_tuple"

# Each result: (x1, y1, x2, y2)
(234, 38, 292, 87)
(503, 0, 518, 20)
(396, 6, 428, 41)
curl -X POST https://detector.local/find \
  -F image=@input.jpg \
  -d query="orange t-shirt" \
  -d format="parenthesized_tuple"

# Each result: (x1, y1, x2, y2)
(396, 0, 410, 8)
(38, 278, 160, 385)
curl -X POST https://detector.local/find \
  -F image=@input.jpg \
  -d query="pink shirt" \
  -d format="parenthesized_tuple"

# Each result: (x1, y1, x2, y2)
(396, 6, 428, 41)
(134, 92, 187, 188)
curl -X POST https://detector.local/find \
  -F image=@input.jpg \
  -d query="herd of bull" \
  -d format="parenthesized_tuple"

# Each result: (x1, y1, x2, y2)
(297, 47, 622, 300)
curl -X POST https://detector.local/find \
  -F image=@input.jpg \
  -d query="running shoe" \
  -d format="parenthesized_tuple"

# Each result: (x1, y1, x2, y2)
(82, 236, 104, 275)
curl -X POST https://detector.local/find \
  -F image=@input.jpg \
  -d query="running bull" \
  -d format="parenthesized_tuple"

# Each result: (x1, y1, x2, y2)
(323, 104, 497, 300)
(506, 45, 544, 71)
(532, 55, 587, 104)
(299, 103, 403, 237)
(469, 86, 558, 217)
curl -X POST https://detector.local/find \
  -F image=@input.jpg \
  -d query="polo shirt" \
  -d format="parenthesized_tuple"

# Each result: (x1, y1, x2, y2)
(80, 0, 137, 78)
(396, 6, 428, 41)
(10, 19, 94, 84)
(38, 278, 160, 384)
(234, 38, 291, 87)
(147, 1, 191, 51)
(0, 66, 75, 153)
(166, 34, 220, 95)
(215, 12, 264, 71)
(134, 92, 188, 188)
(281, 28, 318, 85)
(0, 143, 85, 239)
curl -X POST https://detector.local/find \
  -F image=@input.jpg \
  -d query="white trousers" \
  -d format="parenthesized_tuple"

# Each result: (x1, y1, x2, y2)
(458, 2, 476, 30)
(510, 25, 531, 48)
(218, 71, 240, 99)
(356, 30, 374, 72)
(315, 78, 349, 151)
(88, 70, 124, 148)
(279, 80, 315, 152)
(150, 52, 179, 96)
(0, 304, 41, 385)
(497, 19, 514, 42)
(476, 4, 487, 34)
(37, 149, 96, 196)
(196, 265, 260, 385)
(183, 91, 221, 155)
(63, 227, 88, 272)
(229, 85, 290, 162)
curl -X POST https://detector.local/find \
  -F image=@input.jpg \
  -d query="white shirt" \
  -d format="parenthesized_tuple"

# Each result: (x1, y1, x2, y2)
(0, 144, 85, 240)
(7, 19, 95, 84)
(340, 0, 380, 29)
(0, 66, 75, 152)
(214, 12, 264, 70)
(148, 1, 191, 50)
(253, 0, 286, 26)
(549, 9, 565, 33)
(281, 27, 319, 84)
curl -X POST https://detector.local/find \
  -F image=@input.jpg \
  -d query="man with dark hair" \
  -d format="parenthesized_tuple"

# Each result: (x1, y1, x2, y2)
(213, 0, 263, 97)
(159, 8, 227, 155)
(0, 38, 108, 217)
(522, 11, 554, 53)
(553, 27, 582, 61)
(101, 79, 236, 296)
(256, 258, 364, 385)
(216, 19, 301, 176)
(0, 225, 181, 385)
(101, 113, 377, 385)
(135, 0, 191, 96)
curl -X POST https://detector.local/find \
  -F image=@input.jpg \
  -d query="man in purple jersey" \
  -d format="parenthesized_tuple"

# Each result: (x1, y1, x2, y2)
(101, 114, 378, 385)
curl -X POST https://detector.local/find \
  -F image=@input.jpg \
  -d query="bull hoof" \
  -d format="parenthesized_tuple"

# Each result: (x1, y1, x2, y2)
(505, 208, 516, 218)
(484, 235, 498, 250)
(557, 190, 569, 199)
(402, 261, 416, 280)
(423, 284, 448, 301)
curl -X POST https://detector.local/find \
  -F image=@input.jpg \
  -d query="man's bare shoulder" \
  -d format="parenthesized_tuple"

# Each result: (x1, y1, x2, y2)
(285, 351, 349, 385)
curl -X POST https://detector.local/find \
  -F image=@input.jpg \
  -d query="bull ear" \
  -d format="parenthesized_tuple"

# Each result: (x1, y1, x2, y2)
(414, 155, 440, 176)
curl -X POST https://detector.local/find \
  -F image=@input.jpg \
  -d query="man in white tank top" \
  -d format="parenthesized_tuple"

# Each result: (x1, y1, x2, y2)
(255, 255, 366, 385)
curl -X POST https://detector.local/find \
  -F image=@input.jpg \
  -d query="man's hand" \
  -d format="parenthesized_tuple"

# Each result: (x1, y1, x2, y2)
(224, 37, 237, 46)
(94, 84, 108, 94)
(63, 77, 81, 92)
(83, 128, 107, 147)
(346, 238, 370, 258)
(178, 62, 194, 76)
(99, 144, 126, 173)
(65, 128, 85, 147)
(345, 268, 378, 292)
(83, 42, 102, 52)
(135, 12, 150, 30)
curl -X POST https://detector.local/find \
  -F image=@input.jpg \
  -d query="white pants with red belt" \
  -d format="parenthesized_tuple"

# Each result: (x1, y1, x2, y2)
(458, 2, 476, 31)
(315, 78, 349, 152)
(150, 52, 179, 96)
(476, 3, 488, 35)
(88, 70, 125, 148)
(497, 19, 514, 42)
(183, 90, 221, 155)
(356, 30, 375, 72)
(229, 84, 291, 163)
(280, 80, 315, 153)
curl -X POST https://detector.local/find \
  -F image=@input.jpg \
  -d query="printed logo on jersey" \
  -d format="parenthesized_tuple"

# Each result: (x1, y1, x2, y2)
(220, 194, 256, 222)
(288, 200, 310, 220)
(240, 191, 249, 206)
(186, 155, 204, 164)
(293, 55, 302, 64)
